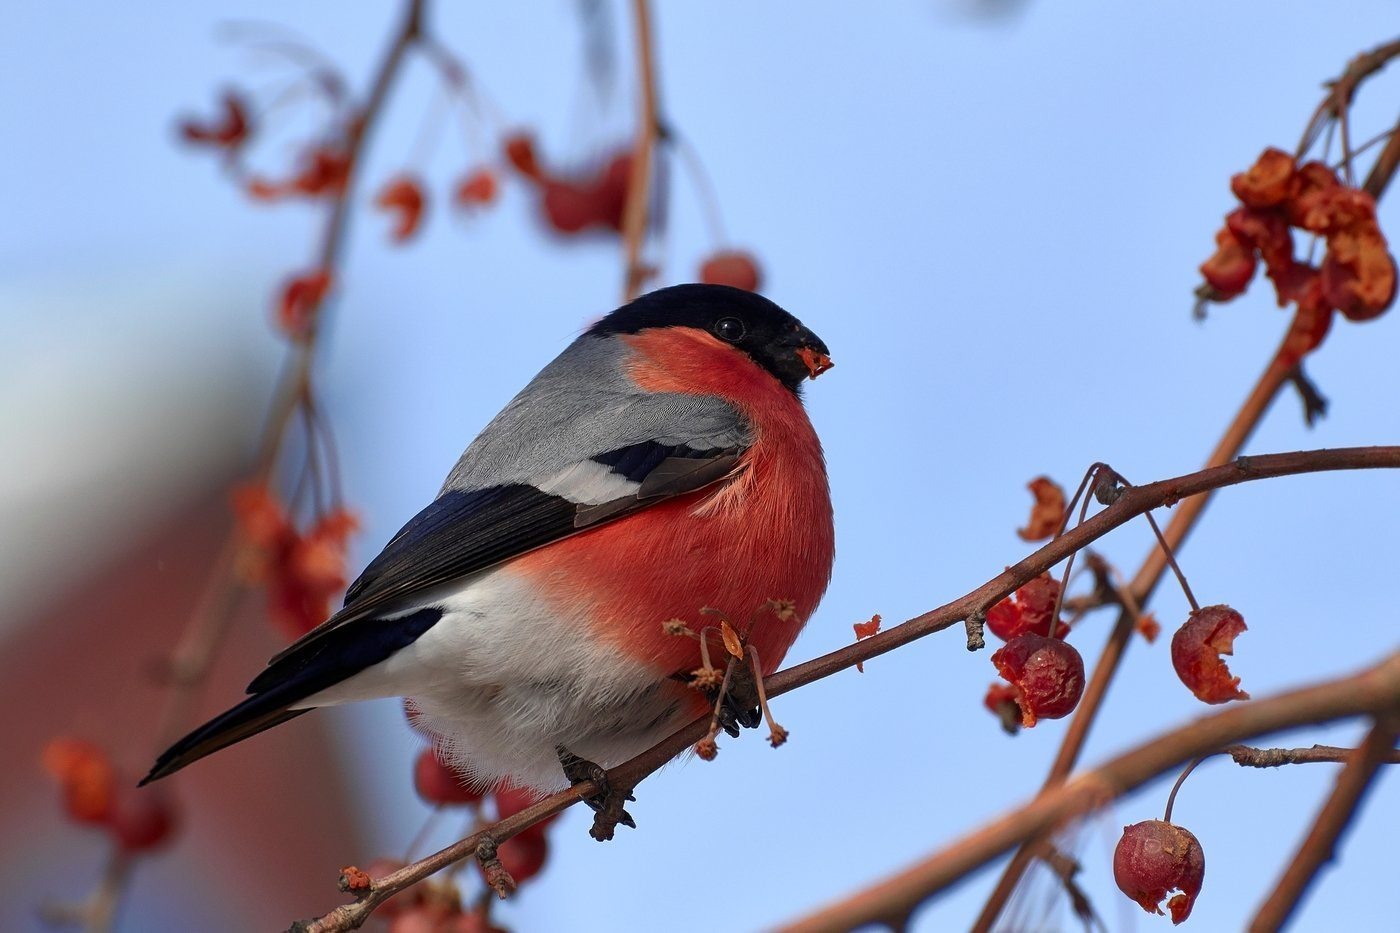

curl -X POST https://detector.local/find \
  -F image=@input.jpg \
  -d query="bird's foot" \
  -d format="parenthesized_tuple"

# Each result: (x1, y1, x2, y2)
(556, 746, 636, 841)
(715, 661, 762, 738)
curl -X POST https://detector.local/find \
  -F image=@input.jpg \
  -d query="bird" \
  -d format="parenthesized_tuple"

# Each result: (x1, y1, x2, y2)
(143, 283, 835, 827)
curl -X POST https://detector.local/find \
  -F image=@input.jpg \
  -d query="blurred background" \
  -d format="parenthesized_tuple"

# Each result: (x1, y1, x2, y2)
(4, 1, 1399, 930)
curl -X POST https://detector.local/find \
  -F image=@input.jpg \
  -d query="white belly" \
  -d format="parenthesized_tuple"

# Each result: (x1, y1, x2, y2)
(298, 566, 694, 790)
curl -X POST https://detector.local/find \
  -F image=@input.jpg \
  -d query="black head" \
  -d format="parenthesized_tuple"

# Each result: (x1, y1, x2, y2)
(588, 284, 832, 393)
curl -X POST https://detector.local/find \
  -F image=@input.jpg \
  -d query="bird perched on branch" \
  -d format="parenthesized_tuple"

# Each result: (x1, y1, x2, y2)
(144, 284, 835, 831)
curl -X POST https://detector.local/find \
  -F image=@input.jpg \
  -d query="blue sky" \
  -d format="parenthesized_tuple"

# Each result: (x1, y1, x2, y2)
(5, 2, 1400, 930)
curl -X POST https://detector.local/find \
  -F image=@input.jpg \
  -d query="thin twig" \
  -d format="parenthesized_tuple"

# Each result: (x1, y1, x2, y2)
(1226, 743, 1400, 768)
(620, 0, 659, 301)
(1248, 717, 1400, 932)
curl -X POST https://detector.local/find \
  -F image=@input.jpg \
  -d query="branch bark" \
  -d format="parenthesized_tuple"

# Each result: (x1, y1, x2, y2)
(1247, 717, 1400, 932)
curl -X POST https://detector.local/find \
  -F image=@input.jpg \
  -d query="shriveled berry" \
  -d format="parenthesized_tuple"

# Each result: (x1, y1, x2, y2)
(990, 633, 1084, 727)
(503, 133, 543, 182)
(1199, 227, 1257, 299)
(375, 175, 428, 243)
(982, 682, 1023, 734)
(1230, 147, 1295, 209)
(699, 250, 762, 292)
(1113, 820, 1205, 924)
(1171, 605, 1249, 704)
(414, 749, 483, 806)
(107, 787, 178, 853)
(985, 575, 1069, 641)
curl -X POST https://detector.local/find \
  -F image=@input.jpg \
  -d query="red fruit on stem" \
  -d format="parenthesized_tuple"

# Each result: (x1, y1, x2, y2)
(1016, 476, 1066, 542)
(982, 682, 1024, 734)
(42, 738, 116, 825)
(699, 250, 763, 292)
(1284, 161, 1341, 229)
(178, 91, 251, 151)
(985, 574, 1069, 641)
(1171, 605, 1249, 704)
(375, 175, 428, 243)
(990, 633, 1085, 727)
(108, 787, 178, 853)
(541, 180, 598, 234)
(1199, 227, 1257, 299)
(503, 133, 543, 182)
(1113, 820, 1206, 924)
(276, 269, 332, 340)
(413, 749, 483, 806)
(1230, 147, 1296, 209)
(454, 168, 498, 209)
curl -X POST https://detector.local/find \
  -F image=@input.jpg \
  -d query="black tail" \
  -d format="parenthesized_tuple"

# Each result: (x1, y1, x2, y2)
(141, 607, 444, 785)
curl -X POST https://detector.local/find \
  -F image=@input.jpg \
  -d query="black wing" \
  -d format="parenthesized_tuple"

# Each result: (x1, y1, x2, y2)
(261, 441, 744, 670)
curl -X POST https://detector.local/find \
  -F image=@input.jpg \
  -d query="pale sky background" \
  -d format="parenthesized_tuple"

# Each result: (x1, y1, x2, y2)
(4, 2, 1400, 931)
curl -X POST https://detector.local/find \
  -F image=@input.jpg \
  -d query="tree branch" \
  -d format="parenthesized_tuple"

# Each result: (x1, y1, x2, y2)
(292, 444, 1400, 932)
(1227, 743, 1400, 768)
(620, 0, 659, 302)
(774, 655, 1400, 933)
(1247, 717, 1400, 932)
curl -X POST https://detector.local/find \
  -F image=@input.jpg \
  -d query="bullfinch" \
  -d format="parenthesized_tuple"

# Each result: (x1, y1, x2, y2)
(144, 284, 835, 821)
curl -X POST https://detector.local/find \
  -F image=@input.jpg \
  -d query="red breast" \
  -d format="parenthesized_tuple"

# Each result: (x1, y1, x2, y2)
(509, 326, 835, 682)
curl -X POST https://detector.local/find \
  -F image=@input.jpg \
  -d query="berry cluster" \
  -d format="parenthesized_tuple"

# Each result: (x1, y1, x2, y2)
(1199, 148, 1396, 362)
(231, 483, 359, 640)
(43, 739, 177, 855)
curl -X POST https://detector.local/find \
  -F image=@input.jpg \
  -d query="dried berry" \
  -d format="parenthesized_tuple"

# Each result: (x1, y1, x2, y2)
(699, 250, 762, 292)
(1199, 227, 1257, 299)
(503, 133, 543, 181)
(178, 91, 251, 151)
(375, 175, 428, 243)
(1016, 476, 1066, 542)
(413, 749, 482, 806)
(1284, 161, 1341, 229)
(1230, 147, 1295, 209)
(1113, 820, 1205, 924)
(985, 575, 1069, 641)
(275, 269, 332, 340)
(1171, 605, 1249, 704)
(983, 682, 1023, 734)
(990, 633, 1084, 727)
(454, 169, 498, 209)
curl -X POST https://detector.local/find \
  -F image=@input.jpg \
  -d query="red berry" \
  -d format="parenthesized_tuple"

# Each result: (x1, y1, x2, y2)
(375, 175, 428, 243)
(503, 133, 543, 182)
(108, 787, 178, 853)
(1199, 227, 1257, 299)
(699, 250, 762, 292)
(541, 180, 598, 234)
(1113, 820, 1205, 924)
(42, 738, 115, 825)
(413, 749, 482, 806)
(1230, 147, 1296, 209)
(985, 575, 1069, 641)
(990, 633, 1084, 727)
(1170, 605, 1249, 704)
(454, 169, 498, 209)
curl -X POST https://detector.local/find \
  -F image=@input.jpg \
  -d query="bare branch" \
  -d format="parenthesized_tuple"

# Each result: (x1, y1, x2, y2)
(774, 655, 1400, 933)
(1248, 718, 1400, 931)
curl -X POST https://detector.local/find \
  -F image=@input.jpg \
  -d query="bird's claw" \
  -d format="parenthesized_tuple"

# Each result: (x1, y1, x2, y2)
(557, 746, 636, 840)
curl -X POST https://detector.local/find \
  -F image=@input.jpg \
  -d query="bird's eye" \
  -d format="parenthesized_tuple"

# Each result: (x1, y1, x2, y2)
(715, 317, 745, 341)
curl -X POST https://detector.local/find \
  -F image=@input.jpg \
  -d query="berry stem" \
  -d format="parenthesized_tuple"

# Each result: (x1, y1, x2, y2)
(1163, 755, 1209, 823)
(1141, 510, 1200, 613)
